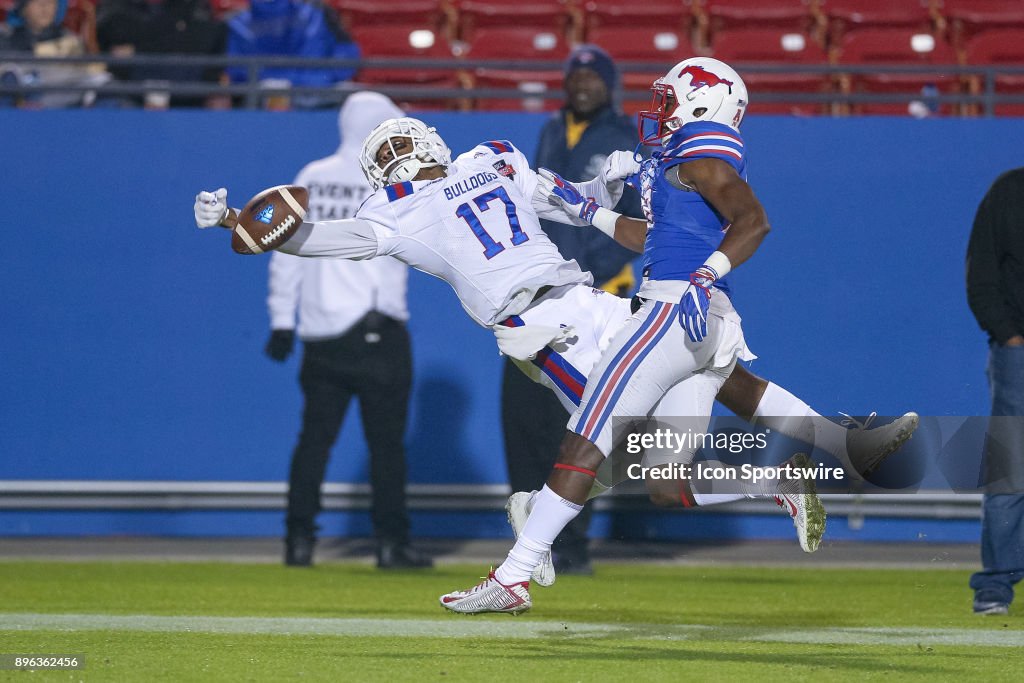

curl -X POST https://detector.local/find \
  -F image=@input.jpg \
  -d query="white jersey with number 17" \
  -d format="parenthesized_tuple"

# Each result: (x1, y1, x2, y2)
(280, 139, 594, 326)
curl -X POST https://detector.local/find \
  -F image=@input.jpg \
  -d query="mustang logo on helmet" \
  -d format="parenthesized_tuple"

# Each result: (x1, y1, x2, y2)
(677, 65, 734, 94)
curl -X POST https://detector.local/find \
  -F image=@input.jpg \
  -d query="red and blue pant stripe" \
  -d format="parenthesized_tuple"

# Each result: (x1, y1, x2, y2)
(573, 301, 676, 442)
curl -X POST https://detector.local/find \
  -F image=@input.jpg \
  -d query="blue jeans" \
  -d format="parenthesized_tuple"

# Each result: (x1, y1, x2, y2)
(970, 344, 1024, 605)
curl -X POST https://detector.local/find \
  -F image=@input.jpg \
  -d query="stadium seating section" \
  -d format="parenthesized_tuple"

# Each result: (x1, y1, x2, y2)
(3, 0, 1023, 115)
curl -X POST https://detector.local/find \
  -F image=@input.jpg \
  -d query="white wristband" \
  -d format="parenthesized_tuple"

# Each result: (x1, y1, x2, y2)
(591, 207, 620, 238)
(703, 250, 732, 279)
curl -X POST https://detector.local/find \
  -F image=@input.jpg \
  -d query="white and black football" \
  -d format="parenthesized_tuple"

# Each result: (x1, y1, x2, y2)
(232, 185, 309, 255)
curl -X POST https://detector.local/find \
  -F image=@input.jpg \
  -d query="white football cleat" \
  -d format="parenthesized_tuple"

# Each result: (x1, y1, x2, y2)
(439, 570, 532, 615)
(844, 412, 920, 477)
(505, 491, 556, 587)
(772, 453, 827, 553)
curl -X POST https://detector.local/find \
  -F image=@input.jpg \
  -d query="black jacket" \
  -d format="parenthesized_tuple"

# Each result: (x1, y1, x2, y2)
(534, 106, 642, 288)
(967, 167, 1024, 344)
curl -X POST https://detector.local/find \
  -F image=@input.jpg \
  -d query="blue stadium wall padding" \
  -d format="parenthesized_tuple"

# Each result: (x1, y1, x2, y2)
(1, 109, 1019, 538)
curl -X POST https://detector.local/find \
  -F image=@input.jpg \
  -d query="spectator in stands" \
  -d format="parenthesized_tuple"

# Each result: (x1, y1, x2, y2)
(966, 167, 1024, 616)
(225, 0, 359, 109)
(95, 0, 227, 108)
(0, 0, 109, 108)
(501, 44, 642, 576)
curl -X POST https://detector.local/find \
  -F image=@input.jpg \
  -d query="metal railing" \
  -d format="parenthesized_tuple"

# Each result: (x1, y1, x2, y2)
(2, 52, 1024, 115)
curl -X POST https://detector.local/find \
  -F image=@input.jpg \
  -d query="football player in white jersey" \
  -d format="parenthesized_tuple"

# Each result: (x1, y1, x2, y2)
(195, 116, 917, 607)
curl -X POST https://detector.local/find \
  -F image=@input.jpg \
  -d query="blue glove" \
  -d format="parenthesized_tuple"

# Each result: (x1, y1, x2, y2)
(538, 168, 600, 224)
(679, 266, 719, 342)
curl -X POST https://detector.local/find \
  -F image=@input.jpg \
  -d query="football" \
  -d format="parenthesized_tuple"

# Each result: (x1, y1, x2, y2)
(231, 185, 309, 255)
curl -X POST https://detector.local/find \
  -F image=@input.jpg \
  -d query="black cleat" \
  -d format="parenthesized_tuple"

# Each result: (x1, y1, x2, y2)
(377, 542, 433, 569)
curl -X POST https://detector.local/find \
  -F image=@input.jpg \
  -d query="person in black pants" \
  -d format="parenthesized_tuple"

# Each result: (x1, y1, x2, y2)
(966, 167, 1024, 614)
(501, 45, 641, 575)
(274, 311, 426, 568)
(267, 91, 431, 569)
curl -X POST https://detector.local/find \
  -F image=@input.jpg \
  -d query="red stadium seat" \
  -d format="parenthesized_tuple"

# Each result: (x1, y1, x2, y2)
(582, 0, 694, 30)
(471, 69, 563, 111)
(331, 0, 455, 42)
(457, 0, 577, 41)
(963, 29, 1024, 116)
(588, 25, 695, 64)
(701, 0, 824, 48)
(938, 1, 1024, 47)
(332, 0, 450, 25)
(702, 0, 820, 30)
(588, 24, 698, 92)
(710, 27, 831, 115)
(351, 25, 457, 87)
(938, 0, 1024, 30)
(836, 28, 961, 115)
(712, 26, 827, 62)
(824, 0, 936, 43)
(461, 25, 570, 60)
(459, 25, 568, 107)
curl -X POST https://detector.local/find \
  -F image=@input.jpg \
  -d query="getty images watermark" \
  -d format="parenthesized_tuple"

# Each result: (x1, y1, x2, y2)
(604, 415, 1024, 495)
(622, 426, 845, 487)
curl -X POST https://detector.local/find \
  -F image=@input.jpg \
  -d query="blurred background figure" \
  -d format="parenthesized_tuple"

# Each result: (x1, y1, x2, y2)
(501, 44, 642, 576)
(225, 0, 359, 110)
(966, 167, 1024, 616)
(0, 0, 109, 108)
(95, 0, 227, 109)
(267, 91, 431, 570)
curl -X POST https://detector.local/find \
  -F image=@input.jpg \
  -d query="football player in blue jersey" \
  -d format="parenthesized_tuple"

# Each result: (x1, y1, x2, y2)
(442, 57, 833, 615)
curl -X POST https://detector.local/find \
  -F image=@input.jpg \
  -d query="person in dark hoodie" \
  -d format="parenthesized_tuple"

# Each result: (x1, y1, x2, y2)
(500, 44, 643, 576)
(225, 0, 359, 109)
(0, 0, 108, 108)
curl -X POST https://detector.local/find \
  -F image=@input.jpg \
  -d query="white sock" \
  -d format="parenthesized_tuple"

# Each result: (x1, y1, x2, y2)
(752, 382, 852, 470)
(494, 485, 582, 584)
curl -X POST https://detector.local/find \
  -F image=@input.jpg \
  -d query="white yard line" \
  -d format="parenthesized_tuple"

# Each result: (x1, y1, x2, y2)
(3, 614, 1022, 647)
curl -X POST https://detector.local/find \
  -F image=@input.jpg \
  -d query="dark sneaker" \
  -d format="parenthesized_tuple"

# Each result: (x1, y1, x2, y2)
(284, 536, 315, 567)
(377, 542, 434, 569)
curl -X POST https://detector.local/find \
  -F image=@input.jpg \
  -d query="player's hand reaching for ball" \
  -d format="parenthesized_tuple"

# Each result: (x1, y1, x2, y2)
(194, 188, 230, 228)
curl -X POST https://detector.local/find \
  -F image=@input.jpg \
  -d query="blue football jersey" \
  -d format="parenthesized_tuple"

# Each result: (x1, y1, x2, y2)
(627, 121, 747, 296)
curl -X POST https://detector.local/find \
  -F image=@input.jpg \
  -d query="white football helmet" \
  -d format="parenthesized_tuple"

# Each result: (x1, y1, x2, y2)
(638, 57, 748, 146)
(359, 117, 452, 191)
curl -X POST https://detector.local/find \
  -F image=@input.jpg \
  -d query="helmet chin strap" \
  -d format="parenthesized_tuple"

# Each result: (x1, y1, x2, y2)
(388, 158, 423, 184)
(388, 153, 444, 185)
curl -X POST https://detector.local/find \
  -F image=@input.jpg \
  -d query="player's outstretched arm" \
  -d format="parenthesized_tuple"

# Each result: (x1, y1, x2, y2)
(194, 188, 239, 229)
(536, 168, 648, 253)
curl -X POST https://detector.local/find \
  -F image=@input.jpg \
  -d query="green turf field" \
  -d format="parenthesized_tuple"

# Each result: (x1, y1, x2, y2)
(1, 561, 1020, 681)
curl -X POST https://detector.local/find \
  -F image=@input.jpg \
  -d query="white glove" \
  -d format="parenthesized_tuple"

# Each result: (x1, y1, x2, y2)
(194, 188, 229, 228)
(599, 150, 641, 185)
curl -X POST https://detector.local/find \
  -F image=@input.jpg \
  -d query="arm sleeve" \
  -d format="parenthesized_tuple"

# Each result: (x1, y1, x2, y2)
(278, 217, 381, 260)
(967, 177, 1018, 343)
(266, 251, 302, 330)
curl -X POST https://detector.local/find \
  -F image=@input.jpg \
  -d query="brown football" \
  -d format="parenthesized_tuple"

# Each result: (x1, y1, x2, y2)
(232, 185, 309, 255)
